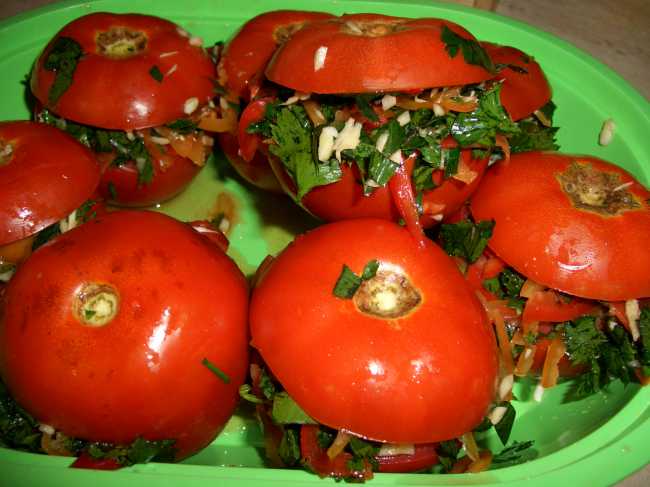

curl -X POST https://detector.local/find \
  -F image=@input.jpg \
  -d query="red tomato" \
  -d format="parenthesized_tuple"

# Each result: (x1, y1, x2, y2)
(266, 14, 494, 93)
(31, 13, 215, 130)
(0, 121, 100, 246)
(482, 43, 552, 121)
(250, 219, 497, 444)
(0, 210, 249, 460)
(237, 97, 273, 163)
(95, 140, 201, 207)
(471, 152, 650, 300)
(269, 148, 489, 228)
(376, 444, 439, 473)
(217, 132, 282, 193)
(219, 10, 334, 101)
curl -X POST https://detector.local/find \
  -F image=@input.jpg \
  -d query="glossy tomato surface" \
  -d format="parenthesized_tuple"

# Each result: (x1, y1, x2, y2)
(219, 10, 334, 101)
(471, 152, 650, 300)
(96, 143, 202, 207)
(483, 43, 551, 121)
(0, 210, 249, 460)
(0, 121, 100, 246)
(269, 149, 488, 226)
(250, 219, 497, 444)
(266, 14, 494, 93)
(31, 13, 214, 130)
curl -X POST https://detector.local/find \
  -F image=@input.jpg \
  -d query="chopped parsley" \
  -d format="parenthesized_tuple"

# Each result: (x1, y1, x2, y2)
(490, 440, 536, 469)
(440, 25, 496, 73)
(201, 358, 231, 384)
(165, 118, 199, 134)
(493, 402, 516, 446)
(271, 393, 316, 425)
(333, 260, 379, 299)
(149, 65, 163, 83)
(278, 428, 301, 466)
(439, 219, 495, 263)
(43, 36, 83, 105)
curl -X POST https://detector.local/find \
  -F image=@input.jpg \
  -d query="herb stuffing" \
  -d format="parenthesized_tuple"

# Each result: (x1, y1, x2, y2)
(43, 36, 83, 105)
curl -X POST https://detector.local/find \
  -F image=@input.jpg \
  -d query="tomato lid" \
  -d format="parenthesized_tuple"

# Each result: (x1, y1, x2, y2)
(30, 13, 215, 130)
(483, 42, 552, 121)
(0, 121, 100, 246)
(470, 152, 650, 300)
(265, 14, 495, 93)
(219, 10, 335, 100)
(250, 219, 497, 443)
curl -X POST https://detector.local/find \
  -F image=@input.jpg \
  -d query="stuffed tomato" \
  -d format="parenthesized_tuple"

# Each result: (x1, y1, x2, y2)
(0, 210, 249, 464)
(228, 13, 557, 227)
(249, 219, 501, 480)
(31, 13, 221, 206)
(453, 152, 650, 399)
(0, 121, 101, 282)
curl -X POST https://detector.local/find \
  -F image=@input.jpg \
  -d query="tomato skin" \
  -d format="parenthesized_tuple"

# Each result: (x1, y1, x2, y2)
(521, 290, 598, 326)
(0, 121, 100, 246)
(376, 444, 439, 473)
(96, 142, 201, 207)
(250, 219, 497, 444)
(482, 43, 552, 121)
(217, 132, 282, 193)
(470, 152, 650, 300)
(0, 210, 249, 460)
(31, 13, 215, 130)
(266, 14, 494, 93)
(269, 149, 488, 227)
(219, 10, 334, 101)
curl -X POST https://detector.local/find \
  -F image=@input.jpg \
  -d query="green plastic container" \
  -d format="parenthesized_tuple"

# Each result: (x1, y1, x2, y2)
(1, 1, 649, 485)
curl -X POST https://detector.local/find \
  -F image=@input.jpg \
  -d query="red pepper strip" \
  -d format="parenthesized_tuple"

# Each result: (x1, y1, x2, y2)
(300, 425, 373, 481)
(607, 301, 631, 333)
(376, 444, 439, 473)
(388, 154, 427, 248)
(540, 336, 566, 388)
(522, 290, 597, 327)
(70, 453, 122, 470)
(237, 97, 273, 162)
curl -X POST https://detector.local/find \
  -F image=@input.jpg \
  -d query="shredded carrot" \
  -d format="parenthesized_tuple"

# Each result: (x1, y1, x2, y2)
(461, 432, 479, 462)
(41, 432, 74, 457)
(495, 134, 511, 164)
(534, 109, 552, 127)
(520, 279, 544, 298)
(540, 337, 566, 388)
(514, 344, 537, 377)
(439, 97, 478, 113)
(197, 106, 237, 133)
(452, 156, 478, 184)
(303, 100, 326, 126)
(488, 302, 515, 375)
(634, 369, 650, 386)
(395, 96, 430, 111)
(450, 456, 473, 474)
(154, 127, 210, 166)
(466, 450, 493, 473)
(326, 431, 351, 460)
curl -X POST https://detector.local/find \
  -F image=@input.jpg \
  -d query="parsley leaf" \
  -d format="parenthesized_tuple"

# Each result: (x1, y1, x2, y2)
(494, 402, 516, 446)
(432, 440, 460, 473)
(201, 358, 231, 384)
(563, 316, 605, 365)
(165, 119, 198, 134)
(355, 94, 379, 122)
(269, 105, 342, 200)
(333, 260, 379, 299)
(440, 219, 495, 263)
(278, 428, 301, 466)
(441, 25, 495, 73)
(491, 440, 536, 469)
(449, 84, 520, 147)
(271, 392, 317, 424)
(149, 65, 163, 83)
(510, 119, 559, 153)
(127, 437, 176, 464)
(43, 36, 83, 105)
(0, 381, 42, 453)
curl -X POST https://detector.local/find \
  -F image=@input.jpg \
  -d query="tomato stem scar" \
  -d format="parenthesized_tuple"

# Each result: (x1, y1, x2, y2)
(74, 283, 119, 326)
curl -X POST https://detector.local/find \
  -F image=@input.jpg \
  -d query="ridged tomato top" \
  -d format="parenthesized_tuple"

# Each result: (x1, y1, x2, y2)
(31, 12, 215, 130)
(471, 152, 650, 300)
(265, 14, 495, 93)
(0, 121, 100, 246)
(251, 219, 497, 444)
